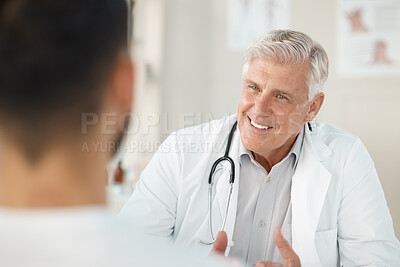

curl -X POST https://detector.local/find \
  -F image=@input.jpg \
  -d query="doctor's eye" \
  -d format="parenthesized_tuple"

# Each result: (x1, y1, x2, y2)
(249, 85, 260, 91)
(277, 94, 288, 100)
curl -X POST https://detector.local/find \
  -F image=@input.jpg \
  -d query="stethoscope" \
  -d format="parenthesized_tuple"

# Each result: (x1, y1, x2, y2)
(199, 121, 237, 245)
(198, 121, 312, 245)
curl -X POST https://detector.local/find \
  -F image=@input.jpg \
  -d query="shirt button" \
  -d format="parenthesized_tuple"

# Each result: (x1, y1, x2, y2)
(258, 221, 265, 228)
(266, 178, 271, 183)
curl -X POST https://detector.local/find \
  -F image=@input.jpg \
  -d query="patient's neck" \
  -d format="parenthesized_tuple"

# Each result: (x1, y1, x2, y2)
(0, 141, 107, 208)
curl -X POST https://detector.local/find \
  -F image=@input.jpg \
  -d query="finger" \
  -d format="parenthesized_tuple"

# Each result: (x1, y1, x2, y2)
(274, 228, 301, 266)
(210, 231, 228, 256)
(273, 227, 294, 259)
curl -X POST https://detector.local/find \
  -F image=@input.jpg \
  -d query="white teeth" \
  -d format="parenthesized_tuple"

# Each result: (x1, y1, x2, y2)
(250, 120, 270, 130)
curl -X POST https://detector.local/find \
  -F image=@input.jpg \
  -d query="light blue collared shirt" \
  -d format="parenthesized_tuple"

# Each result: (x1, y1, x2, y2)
(229, 127, 305, 267)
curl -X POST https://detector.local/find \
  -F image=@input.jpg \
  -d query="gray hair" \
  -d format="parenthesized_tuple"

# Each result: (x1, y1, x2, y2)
(243, 30, 329, 101)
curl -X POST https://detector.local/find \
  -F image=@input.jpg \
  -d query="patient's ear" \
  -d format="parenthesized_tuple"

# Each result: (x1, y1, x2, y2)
(305, 93, 324, 122)
(109, 54, 134, 113)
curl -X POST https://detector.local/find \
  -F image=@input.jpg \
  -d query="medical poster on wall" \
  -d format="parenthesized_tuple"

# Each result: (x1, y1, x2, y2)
(338, 0, 400, 76)
(228, 0, 291, 51)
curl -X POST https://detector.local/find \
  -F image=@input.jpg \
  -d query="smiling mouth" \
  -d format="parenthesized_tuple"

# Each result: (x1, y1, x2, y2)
(249, 117, 272, 130)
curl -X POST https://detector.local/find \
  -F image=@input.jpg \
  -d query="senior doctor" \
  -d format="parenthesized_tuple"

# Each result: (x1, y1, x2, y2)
(121, 30, 400, 267)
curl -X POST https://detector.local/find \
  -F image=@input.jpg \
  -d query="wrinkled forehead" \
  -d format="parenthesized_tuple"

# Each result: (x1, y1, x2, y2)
(243, 57, 311, 97)
(244, 57, 310, 81)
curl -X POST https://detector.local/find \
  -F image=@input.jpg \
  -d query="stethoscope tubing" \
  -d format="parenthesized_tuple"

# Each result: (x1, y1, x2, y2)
(199, 121, 238, 245)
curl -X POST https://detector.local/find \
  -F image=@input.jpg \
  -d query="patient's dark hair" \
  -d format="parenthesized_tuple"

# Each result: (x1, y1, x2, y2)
(0, 0, 128, 161)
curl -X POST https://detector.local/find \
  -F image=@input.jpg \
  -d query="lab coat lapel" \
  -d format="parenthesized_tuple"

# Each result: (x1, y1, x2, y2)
(291, 125, 332, 267)
(215, 128, 240, 254)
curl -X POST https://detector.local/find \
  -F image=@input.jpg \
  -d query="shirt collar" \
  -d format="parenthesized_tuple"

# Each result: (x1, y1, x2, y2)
(239, 125, 305, 167)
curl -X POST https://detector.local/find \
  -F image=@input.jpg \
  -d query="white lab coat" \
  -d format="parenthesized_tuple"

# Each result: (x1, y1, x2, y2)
(121, 114, 400, 266)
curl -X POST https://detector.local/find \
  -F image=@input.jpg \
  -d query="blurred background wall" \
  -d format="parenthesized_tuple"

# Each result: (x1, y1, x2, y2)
(124, 0, 400, 237)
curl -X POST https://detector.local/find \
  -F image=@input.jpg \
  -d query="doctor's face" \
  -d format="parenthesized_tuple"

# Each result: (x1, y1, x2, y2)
(237, 58, 319, 159)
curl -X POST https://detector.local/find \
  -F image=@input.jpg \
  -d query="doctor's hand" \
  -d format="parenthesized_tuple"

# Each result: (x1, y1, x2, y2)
(255, 227, 301, 267)
(210, 231, 228, 256)
(209, 231, 240, 265)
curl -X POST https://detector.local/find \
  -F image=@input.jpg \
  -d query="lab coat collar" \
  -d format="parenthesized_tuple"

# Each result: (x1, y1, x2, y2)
(306, 121, 332, 161)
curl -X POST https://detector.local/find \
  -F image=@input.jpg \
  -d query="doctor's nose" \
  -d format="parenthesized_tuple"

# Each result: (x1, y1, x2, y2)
(253, 93, 273, 117)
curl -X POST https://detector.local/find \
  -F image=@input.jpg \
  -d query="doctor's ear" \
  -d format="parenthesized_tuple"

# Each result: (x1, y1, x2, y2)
(305, 93, 324, 122)
(109, 53, 135, 113)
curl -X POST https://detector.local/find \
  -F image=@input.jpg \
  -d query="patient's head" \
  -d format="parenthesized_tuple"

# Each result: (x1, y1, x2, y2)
(0, 0, 132, 162)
